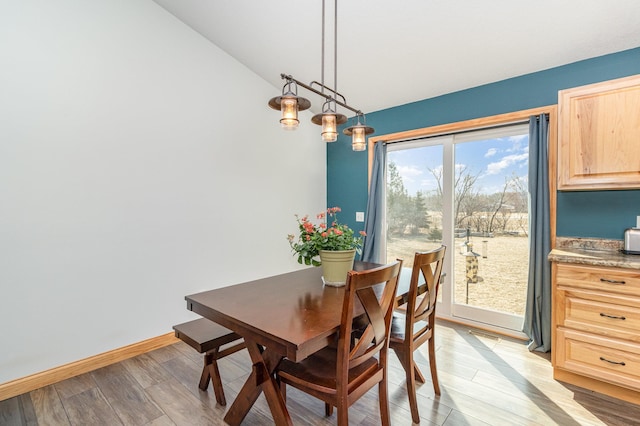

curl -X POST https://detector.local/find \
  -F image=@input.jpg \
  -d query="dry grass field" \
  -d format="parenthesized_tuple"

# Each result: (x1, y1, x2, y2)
(387, 234, 529, 315)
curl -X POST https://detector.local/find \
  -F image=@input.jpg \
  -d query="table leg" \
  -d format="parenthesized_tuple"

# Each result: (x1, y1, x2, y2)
(223, 340, 292, 426)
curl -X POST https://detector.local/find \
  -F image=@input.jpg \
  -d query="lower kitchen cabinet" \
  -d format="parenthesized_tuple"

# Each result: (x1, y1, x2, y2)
(553, 262, 640, 405)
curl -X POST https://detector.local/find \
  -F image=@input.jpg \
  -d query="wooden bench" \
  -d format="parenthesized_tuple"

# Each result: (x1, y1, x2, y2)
(173, 318, 245, 405)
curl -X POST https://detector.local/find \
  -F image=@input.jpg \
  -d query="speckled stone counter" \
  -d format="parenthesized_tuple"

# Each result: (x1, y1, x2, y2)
(548, 237, 640, 270)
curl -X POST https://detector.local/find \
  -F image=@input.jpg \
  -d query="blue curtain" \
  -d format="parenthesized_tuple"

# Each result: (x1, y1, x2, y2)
(523, 114, 551, 352)
(361, 141, 386, 263)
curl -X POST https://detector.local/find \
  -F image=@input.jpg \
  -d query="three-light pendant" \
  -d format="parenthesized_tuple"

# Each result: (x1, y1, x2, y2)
(267, 0, 374, 151)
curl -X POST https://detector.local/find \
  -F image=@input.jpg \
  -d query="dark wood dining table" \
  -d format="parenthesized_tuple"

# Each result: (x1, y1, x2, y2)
(185, 261, 414, 425)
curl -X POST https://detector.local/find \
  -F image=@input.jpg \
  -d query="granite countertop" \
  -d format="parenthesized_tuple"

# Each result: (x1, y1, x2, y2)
(548, 237, 640, 270)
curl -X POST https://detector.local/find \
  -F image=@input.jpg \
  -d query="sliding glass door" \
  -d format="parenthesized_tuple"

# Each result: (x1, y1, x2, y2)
(385, 124, 530, 332)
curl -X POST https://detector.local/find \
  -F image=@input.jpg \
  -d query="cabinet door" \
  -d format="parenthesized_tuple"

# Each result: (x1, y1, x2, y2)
(558, 75, 640, 190)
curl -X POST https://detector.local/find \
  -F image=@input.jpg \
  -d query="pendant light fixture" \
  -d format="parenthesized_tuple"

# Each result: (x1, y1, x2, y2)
(267, 0, 374, 150)
(268, 79, 311, 131)
(343, 113, 374, 151)
(311, 99, 347, 142)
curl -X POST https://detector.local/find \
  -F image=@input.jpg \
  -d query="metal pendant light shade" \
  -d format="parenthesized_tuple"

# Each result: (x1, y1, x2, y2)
(311, 99, 347, 142)
(268, 80, 311, 130)
(344, 114, 374, 151)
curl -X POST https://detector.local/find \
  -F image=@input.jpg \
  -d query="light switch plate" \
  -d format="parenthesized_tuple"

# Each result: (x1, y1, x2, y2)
(637, 215, 640, 228)
(356, 212, 365, 222)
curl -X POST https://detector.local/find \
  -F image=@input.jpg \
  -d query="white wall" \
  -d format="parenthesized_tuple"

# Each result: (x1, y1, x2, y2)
(0, 0, 326, 384)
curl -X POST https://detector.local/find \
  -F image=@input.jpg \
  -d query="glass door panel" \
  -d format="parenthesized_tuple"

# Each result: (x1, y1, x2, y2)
(450, 129, 529, 329)
(386, 141, 447, 305)
(385, 124, 529, 332)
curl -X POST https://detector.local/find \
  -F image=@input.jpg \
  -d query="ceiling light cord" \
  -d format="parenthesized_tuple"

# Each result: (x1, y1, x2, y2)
(333, 0, 338, 106)
(321, 0, 325, 95)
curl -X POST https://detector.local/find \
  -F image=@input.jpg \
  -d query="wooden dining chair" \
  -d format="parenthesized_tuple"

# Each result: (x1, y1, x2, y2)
(390, 245, 446, 424)
(275, 260, 403, 426)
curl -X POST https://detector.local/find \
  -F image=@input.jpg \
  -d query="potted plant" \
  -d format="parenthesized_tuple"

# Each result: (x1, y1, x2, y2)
(288, 207, 366, 286)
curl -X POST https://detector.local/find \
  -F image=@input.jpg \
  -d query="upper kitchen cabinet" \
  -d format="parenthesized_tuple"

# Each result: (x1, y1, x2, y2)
(558, 75, 640, 190)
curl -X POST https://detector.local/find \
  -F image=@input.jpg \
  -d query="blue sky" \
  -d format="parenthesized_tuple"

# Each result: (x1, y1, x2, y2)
(388, 133, 529, 196)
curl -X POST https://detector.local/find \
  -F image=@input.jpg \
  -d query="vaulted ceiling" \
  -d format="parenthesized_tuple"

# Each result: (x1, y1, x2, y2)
(152, 0, 640, 114)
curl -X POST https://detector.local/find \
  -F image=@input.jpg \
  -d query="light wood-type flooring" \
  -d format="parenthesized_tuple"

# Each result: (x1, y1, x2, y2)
(2, 320, 640, 425)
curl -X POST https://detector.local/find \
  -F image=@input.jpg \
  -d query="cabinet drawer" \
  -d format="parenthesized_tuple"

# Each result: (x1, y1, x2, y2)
(562, 292, 640, 343)
(556, 328, 640, 391)
(556, 264, 640, 297)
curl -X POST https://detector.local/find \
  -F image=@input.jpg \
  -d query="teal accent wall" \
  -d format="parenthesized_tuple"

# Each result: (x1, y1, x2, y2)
(556, 191, 640, 238)
(327, 47, 640, 240)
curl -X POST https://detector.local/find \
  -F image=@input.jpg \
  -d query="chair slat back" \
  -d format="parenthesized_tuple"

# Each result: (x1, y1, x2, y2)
(337, 261, 402, 372)
(408, 246, 446, 325)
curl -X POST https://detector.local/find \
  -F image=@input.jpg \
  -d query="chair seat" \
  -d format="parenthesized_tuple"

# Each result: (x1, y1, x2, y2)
(277, 346, 380, 391)
(389, 315, 430, 343)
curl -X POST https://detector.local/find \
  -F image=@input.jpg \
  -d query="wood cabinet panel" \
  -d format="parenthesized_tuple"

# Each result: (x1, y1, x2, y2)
(556, 263, 640, 297)
(558, 74, 640, 190)
(560, 290, 640, 342)
(556, 328, 640, 391)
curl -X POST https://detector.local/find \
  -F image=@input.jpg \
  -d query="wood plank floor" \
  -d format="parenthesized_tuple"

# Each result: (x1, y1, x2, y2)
(2, 320, 640, 425)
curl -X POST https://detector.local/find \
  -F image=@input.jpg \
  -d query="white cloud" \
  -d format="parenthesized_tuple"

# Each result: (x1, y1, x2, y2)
(486, 153, 528, 175)
(398, 165, 423, 177)
(484, 148, 497, 158)
(506, 135, 528, 152)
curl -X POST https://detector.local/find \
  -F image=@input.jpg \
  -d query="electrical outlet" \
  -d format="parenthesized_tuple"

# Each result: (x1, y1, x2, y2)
(356, 212, 365, 222)
(637, 215, 640, 228)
